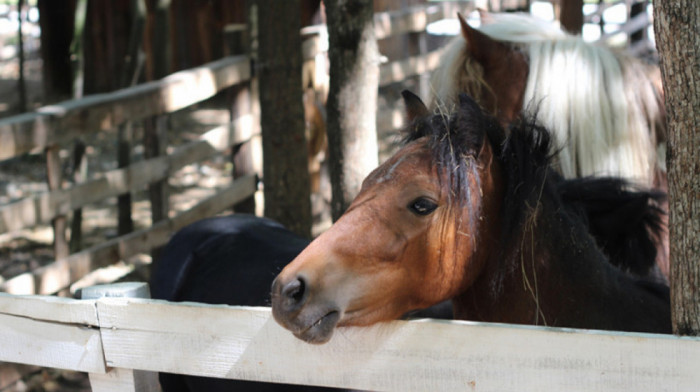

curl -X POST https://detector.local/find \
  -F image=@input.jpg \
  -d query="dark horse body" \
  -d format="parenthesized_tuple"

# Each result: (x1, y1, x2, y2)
(272, 92, 670, 345)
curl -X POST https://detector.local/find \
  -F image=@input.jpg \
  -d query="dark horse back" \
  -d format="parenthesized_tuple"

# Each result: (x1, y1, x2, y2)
(151, 214, 309, 306)
(150, 214, 338, 392)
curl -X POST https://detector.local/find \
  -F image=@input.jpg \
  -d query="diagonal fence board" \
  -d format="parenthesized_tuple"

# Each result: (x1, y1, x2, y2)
(0, 55, 251, 161)
(95, 298, 700, 392)
(0, 114, 258, 235)
(1, 174, 257, 295)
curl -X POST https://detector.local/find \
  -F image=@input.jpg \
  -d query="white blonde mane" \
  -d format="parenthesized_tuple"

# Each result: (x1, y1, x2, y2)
(430, 13, 664, 186)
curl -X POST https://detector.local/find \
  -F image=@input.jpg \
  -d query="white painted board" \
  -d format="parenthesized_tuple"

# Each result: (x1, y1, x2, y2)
(96, 298, 700, 392)
(0, 292, 98, 326)
(0, 312, 105, 373)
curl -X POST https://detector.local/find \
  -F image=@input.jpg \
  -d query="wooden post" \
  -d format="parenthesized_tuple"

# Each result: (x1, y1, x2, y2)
(144, 115, 169, 224)
(226, 23, 257, 214)
(117, 123, 134, 235)
(45, 144, 69, 260)
(81, 282, 159, 392)
(69, 139, 87, 252)
(144, 115, 168, 263)
(408, 30, 429, 100)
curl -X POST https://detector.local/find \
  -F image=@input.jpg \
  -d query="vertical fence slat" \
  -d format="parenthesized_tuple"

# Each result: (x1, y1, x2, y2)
(144, 115, 169, 224)
(117, 122, 135, 235)
(82, 282, 159, 392)
(69, 139, 87, 252)
(227, 23, 257, 214)
(45, 144, 69, 260)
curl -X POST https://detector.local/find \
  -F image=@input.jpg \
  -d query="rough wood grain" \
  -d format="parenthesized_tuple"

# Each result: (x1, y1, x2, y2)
(0, 55, 250, 161)
(0, 117, 256, 235)
(95, 299, 700, 392)
(0, 292, 98, 325)
(0, 312, 104, 373)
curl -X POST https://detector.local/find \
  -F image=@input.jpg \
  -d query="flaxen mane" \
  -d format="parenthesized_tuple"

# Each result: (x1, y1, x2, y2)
(430, 13, 665, 187)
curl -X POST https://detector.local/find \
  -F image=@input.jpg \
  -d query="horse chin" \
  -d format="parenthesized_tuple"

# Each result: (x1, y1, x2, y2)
(292, 310, 341, 344)
(273, 306, 341, 345)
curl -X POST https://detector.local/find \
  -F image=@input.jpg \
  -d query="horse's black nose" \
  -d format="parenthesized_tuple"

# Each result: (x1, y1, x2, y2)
(273, 275, 308, 313)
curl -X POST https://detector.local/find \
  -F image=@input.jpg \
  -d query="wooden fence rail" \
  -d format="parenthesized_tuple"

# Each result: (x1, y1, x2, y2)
(1, 283, 699, 392)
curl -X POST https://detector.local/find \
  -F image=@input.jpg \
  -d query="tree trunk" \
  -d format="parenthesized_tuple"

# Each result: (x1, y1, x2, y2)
(144, 0, 171, 80)
(559, 0, 584, 35)
(654, 1, 700, 336)
(257, 0, 312, 238)
(37, 0, 77, 102)
(82, 0, 134, 94)
(325, 0, 379, 221)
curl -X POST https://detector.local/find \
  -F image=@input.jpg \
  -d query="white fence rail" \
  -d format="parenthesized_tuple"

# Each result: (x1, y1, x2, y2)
(1, 283, 699, 392)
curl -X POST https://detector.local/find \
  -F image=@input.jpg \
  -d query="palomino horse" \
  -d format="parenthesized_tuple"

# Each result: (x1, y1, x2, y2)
(429, 12, 669, 278)
(271, 91, 670, 345)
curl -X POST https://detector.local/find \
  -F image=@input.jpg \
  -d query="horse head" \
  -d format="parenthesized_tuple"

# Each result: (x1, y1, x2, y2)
(430, 13, 528, 123)
(271, 92, 504, 344)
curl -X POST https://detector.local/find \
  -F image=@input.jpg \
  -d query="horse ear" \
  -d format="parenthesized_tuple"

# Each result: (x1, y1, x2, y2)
(458, 93, 491, 157)
(458, 93, 481, 114)
(458, 12, 504, 66)
(402, 90, 430, 122)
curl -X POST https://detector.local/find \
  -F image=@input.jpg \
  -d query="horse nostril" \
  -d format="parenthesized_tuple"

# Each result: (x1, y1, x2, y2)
(281, 277, 306, 305)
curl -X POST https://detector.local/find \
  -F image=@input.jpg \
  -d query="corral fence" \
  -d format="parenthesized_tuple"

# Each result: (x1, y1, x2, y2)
(1, 282, 699, 391)
(0, 1, 672, 391)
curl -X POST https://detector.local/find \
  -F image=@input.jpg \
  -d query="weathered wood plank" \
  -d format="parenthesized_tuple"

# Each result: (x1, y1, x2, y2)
(0, 312, 105, 374)
(0, 292, 98, 326)
(96, 299, 700, 392)
(83, 282, 159, 392)
(0, 175, 257, 295)
(0, 55, 250, 161)
(0, 116, 256, 235)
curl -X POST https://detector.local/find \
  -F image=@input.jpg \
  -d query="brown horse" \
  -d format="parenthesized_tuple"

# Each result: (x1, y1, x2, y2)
(430, 12, 669, 278)
(271, 91, 670, 345)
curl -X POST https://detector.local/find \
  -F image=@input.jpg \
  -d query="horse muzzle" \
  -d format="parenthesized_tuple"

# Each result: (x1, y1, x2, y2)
(271, 274, 342, 344)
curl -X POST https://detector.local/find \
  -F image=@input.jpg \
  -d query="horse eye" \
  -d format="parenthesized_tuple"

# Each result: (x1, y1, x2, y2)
(408, 198, 438, 216)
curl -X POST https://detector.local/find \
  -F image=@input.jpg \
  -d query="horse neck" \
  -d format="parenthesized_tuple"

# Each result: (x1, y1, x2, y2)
(452, 174, 612, 327)
(452, 180, 671, 332)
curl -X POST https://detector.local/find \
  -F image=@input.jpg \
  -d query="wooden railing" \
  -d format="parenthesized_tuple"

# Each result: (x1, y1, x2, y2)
(1, 282, 699, 391)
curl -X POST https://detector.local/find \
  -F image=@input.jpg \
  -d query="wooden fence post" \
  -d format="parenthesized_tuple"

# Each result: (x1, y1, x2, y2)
(144, 115, 169, 224)
(81, 282, 159, 392)
(45, 144, 69, 260)
(226, 23, 258, 214)
(117, 122, 134, 235)
(69, 139, 87, 252)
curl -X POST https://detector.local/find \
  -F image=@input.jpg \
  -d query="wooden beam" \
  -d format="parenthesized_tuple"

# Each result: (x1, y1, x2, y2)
(0, 175, 257, 295)
(95, 300, 700, 391)
(0, 55, 250, 161)
(0, 313, 104, 374)
(0, 117, 256, 235)
(0, 292, 98, 326)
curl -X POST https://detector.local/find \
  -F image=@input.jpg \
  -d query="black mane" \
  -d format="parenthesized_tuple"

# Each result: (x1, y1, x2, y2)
(403, 93, 666, 288)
